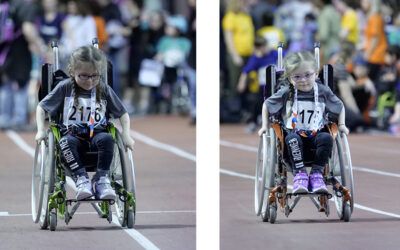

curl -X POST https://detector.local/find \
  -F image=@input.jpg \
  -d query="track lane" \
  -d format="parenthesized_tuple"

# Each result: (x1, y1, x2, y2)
(0, 115, 195, 250)
(220, 124, 400, 250)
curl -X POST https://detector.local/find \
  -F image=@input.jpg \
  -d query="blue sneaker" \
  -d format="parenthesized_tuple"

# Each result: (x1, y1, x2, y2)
(293, 172, 309, 194)
(75, 175, 93, 200)
(309, 172, 328, 193)
(94, 176, 116, 200)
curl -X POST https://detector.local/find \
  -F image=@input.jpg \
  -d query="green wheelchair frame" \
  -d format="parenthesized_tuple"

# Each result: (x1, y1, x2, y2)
(31, 39, 136, 231)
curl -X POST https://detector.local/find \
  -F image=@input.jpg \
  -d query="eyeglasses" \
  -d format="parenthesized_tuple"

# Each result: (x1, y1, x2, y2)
(77, 74, 100, 81)
(290, 72, 316, 82)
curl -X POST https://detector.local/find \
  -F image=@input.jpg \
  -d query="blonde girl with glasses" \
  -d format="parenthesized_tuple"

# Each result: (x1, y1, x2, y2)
(258, 51, 348, 194)
(35, 45, 135, 201)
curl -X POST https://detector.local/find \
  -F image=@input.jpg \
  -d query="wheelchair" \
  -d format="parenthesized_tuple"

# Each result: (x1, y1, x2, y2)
(31, 39, 136, 231)
(255, 43, 354, 223)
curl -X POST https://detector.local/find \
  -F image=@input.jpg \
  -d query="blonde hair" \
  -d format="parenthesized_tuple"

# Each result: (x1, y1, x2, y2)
(281, 51, 318, 80)
(67, 45, 108, 105)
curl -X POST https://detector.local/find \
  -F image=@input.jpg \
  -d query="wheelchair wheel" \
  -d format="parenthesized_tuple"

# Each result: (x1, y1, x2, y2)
(331, 132, 354, 221)
(268, 203, 277, 224)
(38, 131, 56, 229)
(31, 141, 46, 223)
(49, 209, 57, 231)
(254, 129, 276, 218)
(111, 130, 136, 228)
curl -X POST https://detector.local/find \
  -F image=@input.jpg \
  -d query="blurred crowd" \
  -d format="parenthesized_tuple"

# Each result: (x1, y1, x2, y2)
(220, 0, 400, 136)
(0, 0, 196, 131)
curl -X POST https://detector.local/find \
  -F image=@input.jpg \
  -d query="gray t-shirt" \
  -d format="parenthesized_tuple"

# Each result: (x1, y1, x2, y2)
(39, 79, 127, 127)
(266, 83, 343, 130)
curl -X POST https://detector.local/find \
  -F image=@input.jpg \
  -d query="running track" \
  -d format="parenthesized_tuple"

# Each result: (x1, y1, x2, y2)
(0, 115, 195, 250)
(221, 124, 400, 250)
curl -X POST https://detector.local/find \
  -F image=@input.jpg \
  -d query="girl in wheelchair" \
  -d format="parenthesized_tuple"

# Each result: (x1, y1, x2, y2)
(35, 45, 135, 200)
(258, 51, 349, 194)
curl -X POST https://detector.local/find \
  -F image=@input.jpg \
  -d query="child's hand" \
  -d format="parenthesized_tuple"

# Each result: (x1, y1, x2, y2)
(122, 133, 135, 151)
(338, 124, 349, 135)
(35, 130, 47, 143)
(258, 127, 267, 137)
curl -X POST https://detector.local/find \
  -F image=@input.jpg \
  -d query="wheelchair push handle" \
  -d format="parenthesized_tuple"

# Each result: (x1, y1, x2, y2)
(92, 38, 99, 49)
(277, 42, 284, 71)
(51, 40, 60, 71)
(314, 42, 320, 71)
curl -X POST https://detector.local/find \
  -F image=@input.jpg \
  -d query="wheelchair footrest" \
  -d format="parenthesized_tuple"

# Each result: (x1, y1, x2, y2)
(286, 192, 332, 199)
(66, 198, 115, 206)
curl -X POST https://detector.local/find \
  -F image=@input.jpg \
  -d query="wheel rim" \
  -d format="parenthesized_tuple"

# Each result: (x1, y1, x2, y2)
(39, 132, 55, 228)
(32, 141, 46, 223)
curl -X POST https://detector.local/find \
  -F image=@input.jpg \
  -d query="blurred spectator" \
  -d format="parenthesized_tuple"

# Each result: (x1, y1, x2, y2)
(37, 0, 65, 47)
(0, 0, 42, 130)
(274, 0, 314, 53)
(248, 0, 274, 30)
(237, 36, 278, 133)
(97, 0, 130, 97)
(88, 0, 108, 49)
(331, 42, 365, 131)
(377, 45, 400, 95)
(352, 53, 377, 125)
(256, 11, 285, 51)
(360, 0, 387, 85)
(333, 0, 359, 46)
(316, 0, 341, 65)
(222, 0, 254, 97)
(387, 12, 400, 47)
(299, 12, 317, 51)
(61, 0, 97, 64)
(154, 15, 191, 114)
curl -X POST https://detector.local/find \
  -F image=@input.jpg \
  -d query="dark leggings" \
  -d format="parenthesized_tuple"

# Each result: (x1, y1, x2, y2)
(59, 132, 114, 179)
(285, 131, 333, 174)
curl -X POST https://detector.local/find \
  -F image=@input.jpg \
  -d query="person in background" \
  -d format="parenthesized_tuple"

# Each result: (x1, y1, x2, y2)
(237, 36, 278, 133)
(0, 0, 43, 130)
(222, 0, 254, 97)
(360, 0, 387, 86)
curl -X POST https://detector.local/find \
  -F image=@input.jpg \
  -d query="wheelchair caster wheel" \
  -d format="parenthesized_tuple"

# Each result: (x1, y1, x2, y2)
(269, 205, 277, 224)
(49, 210, 57, 231)
(284, 205, 291, 217)
(261, 204, 269, 222)
(126, 210, 135, 228)
(343, 203, 351, 222)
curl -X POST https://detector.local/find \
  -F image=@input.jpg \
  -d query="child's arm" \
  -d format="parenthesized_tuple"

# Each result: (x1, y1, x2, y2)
(338, 106, 349, 135)
(119, 113, 135, 150)
(35, 105, 47, 142)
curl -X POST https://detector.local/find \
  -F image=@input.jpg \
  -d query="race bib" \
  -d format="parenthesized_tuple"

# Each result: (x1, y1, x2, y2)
(63, 97, 106, 126)
(286, 101, 325, 130)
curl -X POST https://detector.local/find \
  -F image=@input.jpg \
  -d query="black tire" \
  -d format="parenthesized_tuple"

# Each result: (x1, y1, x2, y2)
(269, 205, 277, 224)
(343, 203, 351, 222)
(49, 210, 57, 231)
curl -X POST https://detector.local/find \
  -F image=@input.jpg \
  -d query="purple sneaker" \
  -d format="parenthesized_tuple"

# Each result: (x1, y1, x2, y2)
(293, 172, 309, 194)
(309, 172, 328, 193)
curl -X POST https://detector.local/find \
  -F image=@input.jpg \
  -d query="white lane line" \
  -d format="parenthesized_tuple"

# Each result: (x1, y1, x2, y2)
(6, 131, 35, 157)
(0, 210, 196, 217)
(220, 167, 400, 219)
(221, 139, 400, 178)
(131, 131, 196, 162)
(112, 215, 160, 250)
(352, 166, 400, 178)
